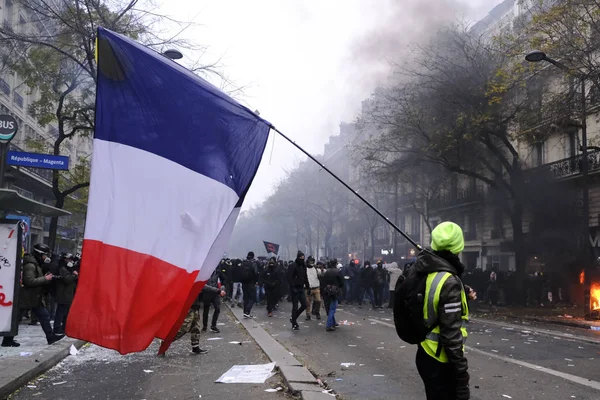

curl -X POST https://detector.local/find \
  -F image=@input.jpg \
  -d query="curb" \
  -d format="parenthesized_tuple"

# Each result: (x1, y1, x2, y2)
(0, 339, 87, 400)
(227, 305, 334, 400)
(521, 316, 600, 331)
(472, 317, 600, 345)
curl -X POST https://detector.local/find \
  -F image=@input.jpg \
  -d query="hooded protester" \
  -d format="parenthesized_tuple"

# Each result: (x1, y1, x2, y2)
(321, 259, 344, 332)
(358, 261, 375, 308)
(373, 260, 387, 308)
(287, 251, 309, 331)
(230, 259, 244, 308)
(53, 254, 79, 335)
(305, 256, 322, 320)
(261, 257, 280, 317)
(2, 244, 64, 347)
(342, 260, 359, 304)
(241, 251, 258, 318)
(414, 221, 476, 400)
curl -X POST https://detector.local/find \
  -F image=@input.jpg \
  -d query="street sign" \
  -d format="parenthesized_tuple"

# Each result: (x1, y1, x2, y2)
(0, 115, 18, 144)
(7, 151, 69, 170)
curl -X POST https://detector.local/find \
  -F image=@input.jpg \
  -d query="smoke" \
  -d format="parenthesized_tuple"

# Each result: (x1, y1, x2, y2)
(344, 0, 499, 99)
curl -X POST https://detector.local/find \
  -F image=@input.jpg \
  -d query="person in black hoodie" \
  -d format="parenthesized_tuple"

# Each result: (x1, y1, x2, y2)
(287, 251, 309, 331)
(201, 268, 226, 333)
(373, 261, 387, 308)
(358, 261, 375, 308)
(242, 252, 258, 318)
(53, 255, 78, 335)
(262, 257, 280, 317)
(322, 259, 344, 331)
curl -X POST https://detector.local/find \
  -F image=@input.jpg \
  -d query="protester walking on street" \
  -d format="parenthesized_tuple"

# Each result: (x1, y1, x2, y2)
(262, 257, 280, 317)
(322, 259, 344, 332)
(373, 260, 386, 308)
(305, 256, 322, 320)
(413, 222, 473, 400)
(54, 254, 78, 335)
(172, 292, 208, 354)
(287, 251, 309, 331)
(201, 268, 226, 333)
(358, 261, 375, 308)
(342, 260, 359, 304)
(241, 252, 258, 318)
(2, 244, 64, 347)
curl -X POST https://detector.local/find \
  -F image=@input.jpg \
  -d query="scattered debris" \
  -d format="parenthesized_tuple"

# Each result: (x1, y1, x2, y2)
(229, 341, 241, 345)
(206, 338, 223, 341)
(340, 363, 355, 368)
(348, 344, 357, 347)
(27, 385, 37, 389)
(565, 358, 573, 362)
(502, 395, 512, 399)
(591, 326, 600, 331)
(69, 345, 79, 356)
(491, 350, 499, 353)
(52, 381, 67, 386)
(20, 352, 32, 357)
(335, 378, 343, 381)
(143, 370, 153, 373)
(501, 339, 509, 341)
(373, 374, 385, 377)
(376, 347, 384, 350)
(264, 387, 283, 393)
(216, 362, 276, 384)
(327, 371, 336, 377)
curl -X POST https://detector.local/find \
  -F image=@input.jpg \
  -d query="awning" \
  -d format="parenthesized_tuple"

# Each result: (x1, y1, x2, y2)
(0, 189, 71, 217)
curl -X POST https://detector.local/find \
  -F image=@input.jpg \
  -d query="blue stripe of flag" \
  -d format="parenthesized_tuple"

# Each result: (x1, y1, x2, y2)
(95, 27, 271, 197)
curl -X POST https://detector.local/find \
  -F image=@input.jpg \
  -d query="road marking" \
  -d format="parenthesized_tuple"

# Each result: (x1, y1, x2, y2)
(368, 319, 600, 390)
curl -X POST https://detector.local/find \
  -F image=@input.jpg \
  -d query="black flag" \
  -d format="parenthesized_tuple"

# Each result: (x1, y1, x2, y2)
(263, 241, 280, 255)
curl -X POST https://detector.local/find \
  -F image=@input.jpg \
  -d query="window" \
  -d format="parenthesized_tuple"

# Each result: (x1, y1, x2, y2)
(565, 132, 577, 158)
(0, 78, 9, 95)
(531, 142, 545, 167)
(13, 91, 23, 108)
(411, 215, 420, 236)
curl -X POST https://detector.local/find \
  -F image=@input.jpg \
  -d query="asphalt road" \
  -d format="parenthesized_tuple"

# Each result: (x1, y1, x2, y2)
(9, 310, 288, 400)
(250, 301, 600, 400)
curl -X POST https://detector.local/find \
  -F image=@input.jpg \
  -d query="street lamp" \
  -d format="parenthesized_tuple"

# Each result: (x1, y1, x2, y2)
(162, 49, 183, 60)
(525, 50, 593, 318)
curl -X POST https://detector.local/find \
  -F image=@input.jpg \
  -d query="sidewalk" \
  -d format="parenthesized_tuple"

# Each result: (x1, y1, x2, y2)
(471, 303, 600, 331)
(0, 322, 86, 399)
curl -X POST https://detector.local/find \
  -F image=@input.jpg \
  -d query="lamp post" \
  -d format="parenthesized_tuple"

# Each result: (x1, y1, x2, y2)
(525, 50, 593, 318)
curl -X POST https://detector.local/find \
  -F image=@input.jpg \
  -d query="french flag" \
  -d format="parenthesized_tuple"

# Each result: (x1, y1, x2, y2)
(66, 28, 271, 354)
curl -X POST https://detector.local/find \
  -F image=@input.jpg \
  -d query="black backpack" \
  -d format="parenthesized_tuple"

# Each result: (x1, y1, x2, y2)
(393, 265, 433, 344)
(240, 260, 256, 283)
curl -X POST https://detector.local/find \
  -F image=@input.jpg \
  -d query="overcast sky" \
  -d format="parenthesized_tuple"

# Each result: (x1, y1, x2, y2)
(158, 0, 505, 209)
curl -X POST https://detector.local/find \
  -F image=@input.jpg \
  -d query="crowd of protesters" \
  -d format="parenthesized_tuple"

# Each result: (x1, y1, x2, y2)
(211, 251, 407, 332)
(2, 244, 81, 348)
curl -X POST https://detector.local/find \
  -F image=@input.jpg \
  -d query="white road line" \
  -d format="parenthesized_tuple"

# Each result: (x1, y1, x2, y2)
(466, 347, 600, 391)
(368, 319, 600, 391)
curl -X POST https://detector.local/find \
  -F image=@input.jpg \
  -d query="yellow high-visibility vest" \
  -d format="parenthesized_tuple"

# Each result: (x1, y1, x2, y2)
(420, 271, 469, 362)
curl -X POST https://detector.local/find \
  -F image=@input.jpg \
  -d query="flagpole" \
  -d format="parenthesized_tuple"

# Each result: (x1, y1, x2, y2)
(270, 127, 421, 250)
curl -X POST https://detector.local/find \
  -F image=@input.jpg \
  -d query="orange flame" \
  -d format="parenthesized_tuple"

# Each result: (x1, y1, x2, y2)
(580, 270, 585, 285)
(592, 283, 600, 311)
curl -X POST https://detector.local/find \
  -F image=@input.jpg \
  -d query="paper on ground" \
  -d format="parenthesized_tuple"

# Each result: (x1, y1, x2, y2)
(216, 362, 276, 384)
(264, 387, 283, 392)
(69, 344, 79, 355)
(206, 337, 223, 341)
(20, 352, 32, 357)
(52, 381, 67, 385)
(143, 370, 153, 373)
(340, 363, 355, 367)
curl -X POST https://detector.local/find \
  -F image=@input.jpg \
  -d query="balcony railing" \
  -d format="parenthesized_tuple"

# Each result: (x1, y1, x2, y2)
(430, 187, 485, 210)
(528, 150, 600, 180)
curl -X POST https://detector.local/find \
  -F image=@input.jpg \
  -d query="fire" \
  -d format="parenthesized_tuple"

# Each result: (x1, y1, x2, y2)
(580, 270, 585, 285)
(592, 283, 600, 311)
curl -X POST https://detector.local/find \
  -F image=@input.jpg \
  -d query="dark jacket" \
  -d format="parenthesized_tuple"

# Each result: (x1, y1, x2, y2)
(20, 254, 50, 309)
(261, 264, 279, 290)
(287, 259, 309, 289)
(56, 265, 78, 305)
(414, 250, 469, 392)
(321, 266, 344, 289)
(360, 266, 374, 288)
(201, 270, 221, 301)
(343, 263, 359, 280)
(374, 266, 386, 286)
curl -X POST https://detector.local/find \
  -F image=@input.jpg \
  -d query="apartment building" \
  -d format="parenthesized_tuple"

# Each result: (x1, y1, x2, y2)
(0, 0, 92, 251)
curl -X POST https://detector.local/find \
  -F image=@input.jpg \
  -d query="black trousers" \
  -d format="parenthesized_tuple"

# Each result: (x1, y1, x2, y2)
(202, 295, 221, 328)
(290, 287, 307, 324)
(374, 283, 384, 307)
(54, 303, 71, 334)
(242, 283, 256, 315)
(388, 290, 395, 309)
(266, 288, 278, 313)
(416, 346, 457, 400)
